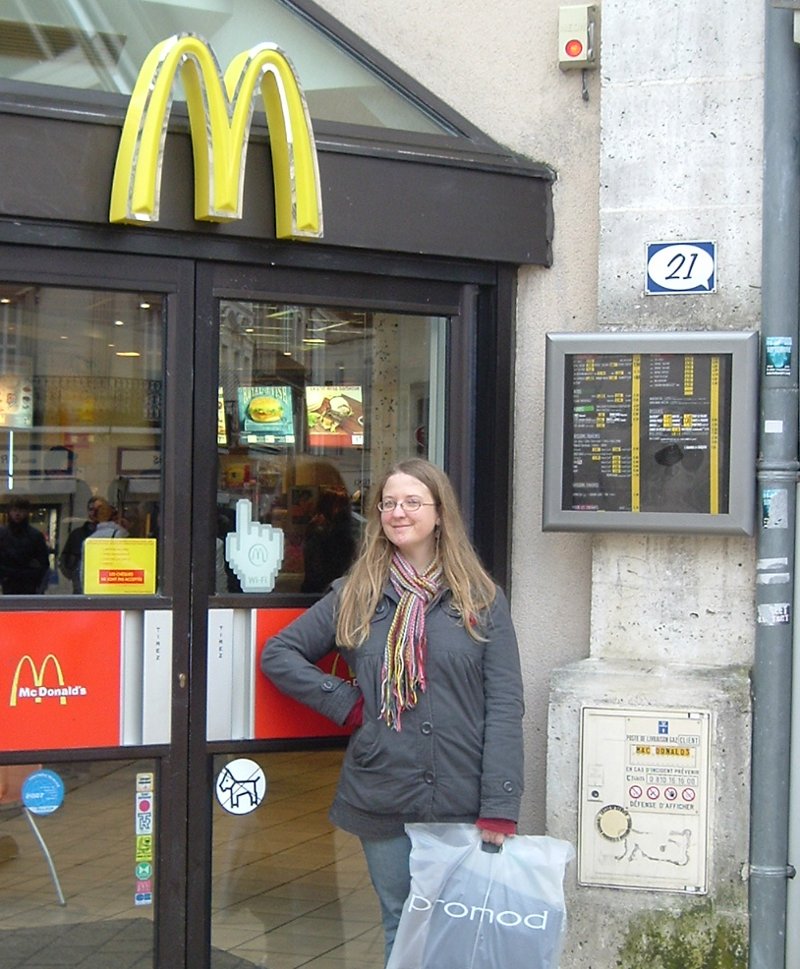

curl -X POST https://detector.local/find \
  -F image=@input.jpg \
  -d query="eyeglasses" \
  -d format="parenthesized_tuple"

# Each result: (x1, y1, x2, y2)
(378, 497, 436, 513)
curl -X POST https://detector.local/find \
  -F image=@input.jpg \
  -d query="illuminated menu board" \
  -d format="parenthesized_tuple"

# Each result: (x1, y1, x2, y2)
(543, 332, 758, 535)
(564, 352, 730, 515)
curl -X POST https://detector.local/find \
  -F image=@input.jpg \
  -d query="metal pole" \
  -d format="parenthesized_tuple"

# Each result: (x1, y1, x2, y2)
(750, 5, 800, 969)
(24, 809, 66, 906)
(789, 487, 800, 965)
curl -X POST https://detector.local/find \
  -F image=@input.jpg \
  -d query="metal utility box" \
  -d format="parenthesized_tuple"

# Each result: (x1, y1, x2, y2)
(578, 707, 711, 893)
(558, 4, 599, 69)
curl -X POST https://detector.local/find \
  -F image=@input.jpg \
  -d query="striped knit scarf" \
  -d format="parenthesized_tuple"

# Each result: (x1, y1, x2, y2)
(379, 552, 443, 730)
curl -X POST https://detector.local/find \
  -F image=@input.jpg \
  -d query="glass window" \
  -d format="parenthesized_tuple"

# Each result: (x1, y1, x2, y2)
(211, 749, 381, 965)
(0, 0, 453, 134)
(216, 300, 446, 595)
(0, 284, 163, 596)
(0, 759, 156, 967)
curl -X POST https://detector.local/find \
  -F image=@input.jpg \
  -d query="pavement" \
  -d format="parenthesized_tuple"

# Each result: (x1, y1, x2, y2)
(0, 918, 260, 969)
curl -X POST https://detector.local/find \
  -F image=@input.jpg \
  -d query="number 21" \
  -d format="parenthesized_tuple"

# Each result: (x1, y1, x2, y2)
(665, 252, 698, 280)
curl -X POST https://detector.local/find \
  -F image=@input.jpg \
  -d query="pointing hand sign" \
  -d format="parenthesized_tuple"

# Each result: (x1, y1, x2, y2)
(225, 499, 284, 592)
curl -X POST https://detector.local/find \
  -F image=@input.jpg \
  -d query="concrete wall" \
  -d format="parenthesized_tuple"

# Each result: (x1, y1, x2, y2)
(556, 4, 763, 962)
(549, 660, 751, 967)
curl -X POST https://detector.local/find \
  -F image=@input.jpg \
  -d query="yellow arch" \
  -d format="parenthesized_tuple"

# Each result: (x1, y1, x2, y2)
(109, 34, 323, 240)
(10, 654, 67, 706)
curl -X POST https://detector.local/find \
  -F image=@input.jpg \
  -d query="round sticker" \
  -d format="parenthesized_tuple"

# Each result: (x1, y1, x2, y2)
(21, 769, 65, 816)
(215, 758, 267, 816)
(595, 804, 632, 842)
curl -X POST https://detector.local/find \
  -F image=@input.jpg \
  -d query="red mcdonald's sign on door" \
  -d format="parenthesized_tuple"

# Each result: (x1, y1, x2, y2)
(254, 609, 353, 740)
(1, 611, 122, 751)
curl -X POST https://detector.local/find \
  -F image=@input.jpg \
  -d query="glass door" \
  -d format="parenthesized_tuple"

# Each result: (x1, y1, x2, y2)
(0, 247, 195, 969)
(192, 264, 468, 969)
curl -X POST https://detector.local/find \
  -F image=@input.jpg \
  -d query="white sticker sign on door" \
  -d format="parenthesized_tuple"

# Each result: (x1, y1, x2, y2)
(215, 758, 267, 815)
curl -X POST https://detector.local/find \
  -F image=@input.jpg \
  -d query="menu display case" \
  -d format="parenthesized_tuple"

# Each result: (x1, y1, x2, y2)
(542, 331, 759, 534)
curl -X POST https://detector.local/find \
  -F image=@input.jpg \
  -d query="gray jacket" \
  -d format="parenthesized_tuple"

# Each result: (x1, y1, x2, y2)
(261, 580, 525, 838)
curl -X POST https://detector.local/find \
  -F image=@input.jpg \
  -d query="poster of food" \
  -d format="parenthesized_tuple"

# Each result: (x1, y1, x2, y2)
(306, 385, 364, 448)
(0, 374, 33, 427)
(237, 386, 295, 444)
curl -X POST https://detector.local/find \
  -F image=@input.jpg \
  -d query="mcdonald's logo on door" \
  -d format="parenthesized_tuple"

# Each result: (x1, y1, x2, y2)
(253, 609, 353, 740)
(109, 33, 324, 240)
(1, 612, 122, 751)
(9, 653, 77, 706)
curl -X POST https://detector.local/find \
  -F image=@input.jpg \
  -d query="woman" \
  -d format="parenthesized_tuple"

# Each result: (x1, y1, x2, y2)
(261, 458, 524, 965)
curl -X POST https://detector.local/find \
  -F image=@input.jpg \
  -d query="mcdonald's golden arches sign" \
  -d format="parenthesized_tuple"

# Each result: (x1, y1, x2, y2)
(110, 33, 323, 240)
(2, 612, 122, 751)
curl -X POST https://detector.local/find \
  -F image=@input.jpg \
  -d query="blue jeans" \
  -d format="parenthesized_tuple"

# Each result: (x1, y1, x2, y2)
(360, 833, 412, 966)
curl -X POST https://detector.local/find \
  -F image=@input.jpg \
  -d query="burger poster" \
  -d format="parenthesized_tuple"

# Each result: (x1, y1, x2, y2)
(238, 385, 295, 444)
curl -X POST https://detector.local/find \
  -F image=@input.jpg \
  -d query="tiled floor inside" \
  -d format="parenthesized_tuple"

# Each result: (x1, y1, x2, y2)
(0, 750, 383, 969)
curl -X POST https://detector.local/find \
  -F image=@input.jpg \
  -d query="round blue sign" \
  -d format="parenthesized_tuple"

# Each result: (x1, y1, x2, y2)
(21, 769, 65, 816)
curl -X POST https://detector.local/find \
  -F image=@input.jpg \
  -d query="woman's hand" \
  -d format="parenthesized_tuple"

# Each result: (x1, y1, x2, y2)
(476, 818, 516, 845)
(479, 828, 506, 847)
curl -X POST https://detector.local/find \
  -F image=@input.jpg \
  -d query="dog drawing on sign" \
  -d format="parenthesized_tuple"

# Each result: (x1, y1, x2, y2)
(218, 765, 260, 810)
(626, 827, 692, 867)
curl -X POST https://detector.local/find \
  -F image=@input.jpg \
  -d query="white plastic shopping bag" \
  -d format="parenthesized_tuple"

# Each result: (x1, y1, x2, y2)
(386, 823, 574, 969)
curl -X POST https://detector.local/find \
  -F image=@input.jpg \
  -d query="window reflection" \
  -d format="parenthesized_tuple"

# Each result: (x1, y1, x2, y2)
(0, 0, 452, 134)
(216, 301, 445, 595)
(0, 285, 163, 596)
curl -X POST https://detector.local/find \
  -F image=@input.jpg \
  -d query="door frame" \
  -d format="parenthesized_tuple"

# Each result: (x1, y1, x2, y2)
(185, 259, 480, 966)
(0, 244, 196, 968)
